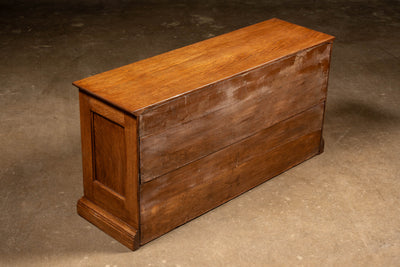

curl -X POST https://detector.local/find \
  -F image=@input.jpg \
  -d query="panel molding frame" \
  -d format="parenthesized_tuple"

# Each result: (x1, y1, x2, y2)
(78, 91, 139, 229)
(92, 111, 127, 198)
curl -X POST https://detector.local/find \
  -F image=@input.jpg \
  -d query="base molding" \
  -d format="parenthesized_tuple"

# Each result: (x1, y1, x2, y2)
(77, 197, 139, 250)
(318, 137, 325, 154)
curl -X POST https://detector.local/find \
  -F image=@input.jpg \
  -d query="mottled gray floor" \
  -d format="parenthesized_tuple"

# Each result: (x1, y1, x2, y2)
(1, 0, 399, 266)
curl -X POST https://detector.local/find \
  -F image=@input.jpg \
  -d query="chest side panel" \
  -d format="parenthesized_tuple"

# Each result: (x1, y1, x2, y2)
(139, 43, 332, 183)
(78, 92, 139, 229)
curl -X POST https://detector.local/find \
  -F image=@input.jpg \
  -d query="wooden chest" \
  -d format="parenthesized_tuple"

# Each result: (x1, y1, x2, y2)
(73, 18, 334, 250)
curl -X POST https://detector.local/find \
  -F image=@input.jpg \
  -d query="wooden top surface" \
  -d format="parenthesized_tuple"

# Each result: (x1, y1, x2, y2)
(73, 18, 334, 115)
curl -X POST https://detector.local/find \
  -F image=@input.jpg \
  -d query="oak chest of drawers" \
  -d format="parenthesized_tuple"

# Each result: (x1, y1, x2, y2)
(73, 18, 334, 250)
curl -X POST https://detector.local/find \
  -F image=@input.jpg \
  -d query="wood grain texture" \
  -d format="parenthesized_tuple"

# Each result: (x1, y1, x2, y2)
(73, 18, 334, 115)
(77, 197, 139, 250)
(79, 92, 94, 199)
(140, 104, 324, 244)
(139, 43, 332, 182)
(79, 92, 139, 229)
(93, 113, 126, 197)
(75, 19, 335, 250)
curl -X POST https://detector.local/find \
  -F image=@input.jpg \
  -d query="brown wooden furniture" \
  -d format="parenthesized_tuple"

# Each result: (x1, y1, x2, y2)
(73, 18, 334, 250)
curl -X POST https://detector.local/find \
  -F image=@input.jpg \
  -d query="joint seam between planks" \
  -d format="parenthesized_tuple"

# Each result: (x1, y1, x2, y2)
(140, 101, 325, 185)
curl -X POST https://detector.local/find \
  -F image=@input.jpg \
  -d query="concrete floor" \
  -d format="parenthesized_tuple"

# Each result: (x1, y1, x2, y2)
(1, 0, 399, 266)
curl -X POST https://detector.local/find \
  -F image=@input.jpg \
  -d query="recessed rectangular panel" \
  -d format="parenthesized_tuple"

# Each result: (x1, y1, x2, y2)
(92, 112, 126, 197)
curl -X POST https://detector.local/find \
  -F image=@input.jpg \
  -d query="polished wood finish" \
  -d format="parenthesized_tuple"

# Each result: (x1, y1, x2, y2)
(140, 43, 331, 182)
(73, 18, 333, 115)
(77, 197, 139, 250)
(74, 18, 334, 250)
(78, 93, 139, 229)
(93, 112, 126, 196)
(140, 104, 324, 244)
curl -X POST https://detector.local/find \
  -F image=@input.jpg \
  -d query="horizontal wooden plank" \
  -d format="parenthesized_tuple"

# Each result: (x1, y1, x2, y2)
(89, 96, 125, 125)
(73, 18, 334, 114)
(139, 105, 324, 244)
(139, 44, 331, 182)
